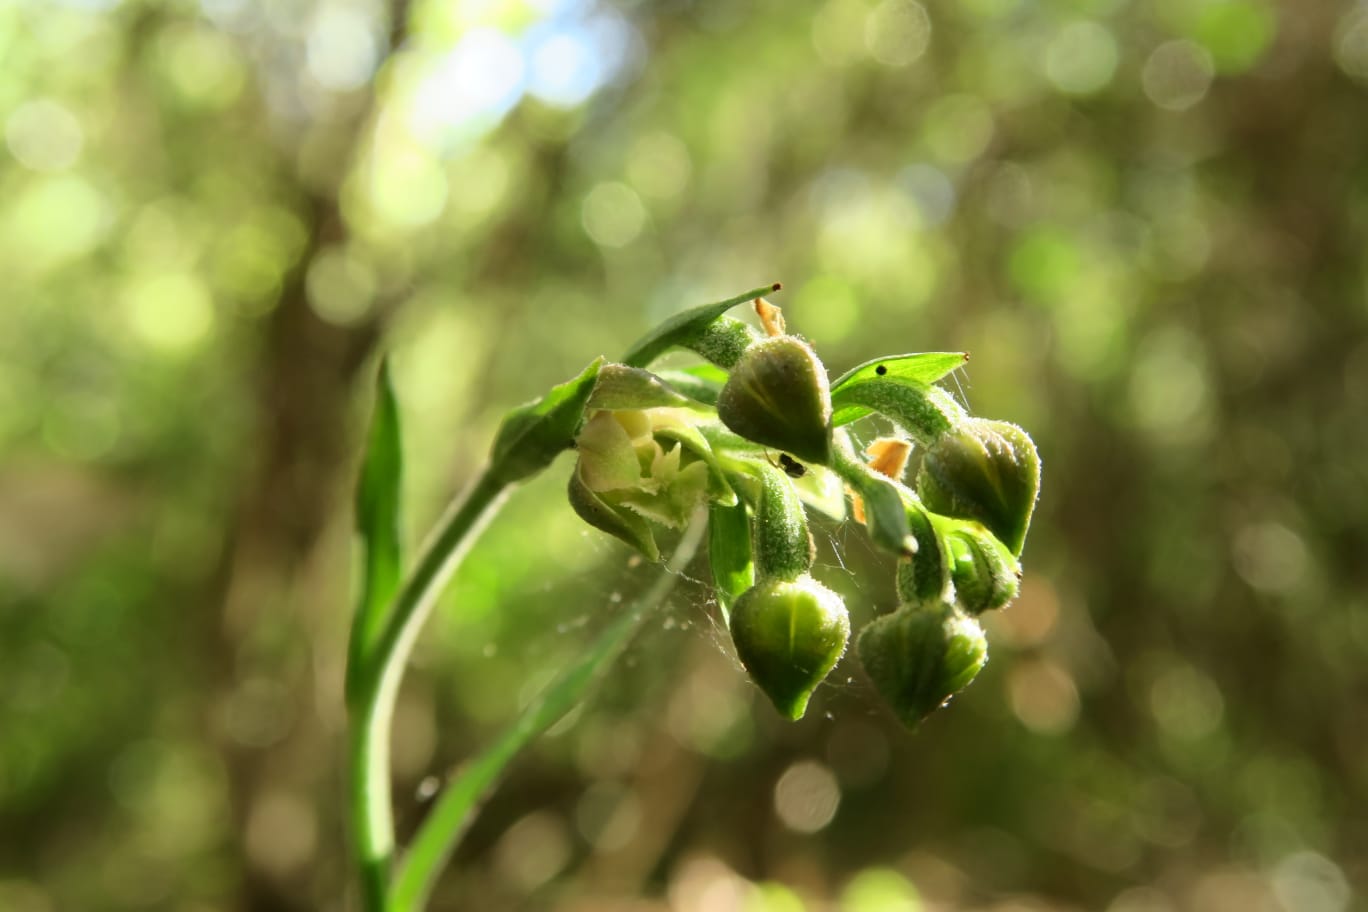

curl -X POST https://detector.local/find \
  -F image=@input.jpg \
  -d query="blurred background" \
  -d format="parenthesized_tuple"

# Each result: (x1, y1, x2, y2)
(3, 0, 1367, 909)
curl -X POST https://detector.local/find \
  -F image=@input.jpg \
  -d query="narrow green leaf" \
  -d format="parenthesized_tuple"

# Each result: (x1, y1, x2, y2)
(708, 499, 754, 621)
(830, 352, 968, 430)
(489, 358, 604, 485)
(831, 352, 968, 394)
(389, 518, 707, 912)
(621, 284, 779, 368)
(347, 359, 404, 704)
(654, 363, 729, 407)
(587, 363, 712, 412)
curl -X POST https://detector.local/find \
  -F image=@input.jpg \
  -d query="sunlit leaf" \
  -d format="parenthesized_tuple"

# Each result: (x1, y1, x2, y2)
(830, 352, 967, 428)
(621, 284, 778, 368)
(709, 499, 754, 620)
(587, 363, 712, 412)
(489, 358, 604, 484)
(347, 358, 403, 703)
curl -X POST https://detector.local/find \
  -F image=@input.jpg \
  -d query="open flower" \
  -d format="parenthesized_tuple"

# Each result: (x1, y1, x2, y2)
(569, 405, 734, 560)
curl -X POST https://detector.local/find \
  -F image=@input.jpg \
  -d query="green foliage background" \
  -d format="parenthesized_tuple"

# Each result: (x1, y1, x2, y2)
(2, 0, 1366, 910)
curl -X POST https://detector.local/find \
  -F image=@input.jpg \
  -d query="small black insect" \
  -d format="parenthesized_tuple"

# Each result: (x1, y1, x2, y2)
(875, 364, 888, 376)
(777, 453, 807, 479)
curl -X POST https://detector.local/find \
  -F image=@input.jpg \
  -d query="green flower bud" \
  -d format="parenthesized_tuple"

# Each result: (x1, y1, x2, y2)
(730, 575, 850, 720)
(717, 336, 833, 465)
(894, 502, 950, 607)
(944, 522, 1020, 615)
(916, 418, 1040, 557)
(752, 460, 815, 581)
(857, 602, 987, 729)
(567, 465, 660, 561)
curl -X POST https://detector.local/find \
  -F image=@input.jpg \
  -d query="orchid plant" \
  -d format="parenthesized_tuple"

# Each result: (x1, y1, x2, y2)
(345, 285, 1041, 910)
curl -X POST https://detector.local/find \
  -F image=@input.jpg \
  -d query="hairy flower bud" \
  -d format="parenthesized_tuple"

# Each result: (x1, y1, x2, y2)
(717, 336, 833, 465)
(857, 602, 988, 729)
(916, 418, 1040, 557)
(730, 575, 850, 720)
(945, 522, 1020, 615)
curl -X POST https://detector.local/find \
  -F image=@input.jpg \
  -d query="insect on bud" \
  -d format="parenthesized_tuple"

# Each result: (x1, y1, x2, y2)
(916, 418, 1040, 557)
(717, 336, 833, 466)
(857, 602, 988, 729)
(729, 575, 850, 720)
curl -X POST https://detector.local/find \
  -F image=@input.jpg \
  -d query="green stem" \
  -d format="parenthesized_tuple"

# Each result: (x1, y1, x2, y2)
(347, 470, 510, 912)
(388, 515, 707, 912)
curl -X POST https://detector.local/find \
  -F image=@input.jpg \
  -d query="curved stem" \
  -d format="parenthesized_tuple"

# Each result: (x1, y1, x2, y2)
(389, 514, 708, 912)
(348, 469, 510, 911)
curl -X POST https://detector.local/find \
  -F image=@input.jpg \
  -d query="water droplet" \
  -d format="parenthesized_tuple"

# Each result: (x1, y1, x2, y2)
(416, 776, 440, 801)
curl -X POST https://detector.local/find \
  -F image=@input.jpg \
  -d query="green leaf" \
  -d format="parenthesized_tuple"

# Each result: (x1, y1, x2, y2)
(831, 352, 968, 394)
(708, 499, 754, 621)
(654, 363, 729, 406)
(587, 363, 712, 412)
(829, 352, 967, 432)
(489, 358, 604, 485)
(621, 284, 779, 368)
(389, 518, 707, 912)
(347, 359, 404, 704)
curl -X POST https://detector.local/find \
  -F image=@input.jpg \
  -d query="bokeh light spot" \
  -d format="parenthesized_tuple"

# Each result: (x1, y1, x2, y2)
(1045, 21, 1119, 95)
(773, 760, 841, 833)
(245, 789, 317, 877)
(582, 181, 647, 248)
(1106, 886, 1178, 912)
(1142, 40, 1215, 111)
(1007, 659, 1080, 734)
(865, 0, 932, 68)
(1271, 851, 1350, 912)
(154, 22, 246, 109)
(4, 175, 110, 272)
(840, 867, 921, 912)
(1232, 520, 1308, 594)
(307, 246, 377, 326)
(121, 272, 215, 354)
(1128, 328, 1211, 435)
(812, 0, 869, 67)
(1333, 8, 1368, 82)
(1194, 0, 1276, 75)
(5, 99, 84, 172)
(307, 6, 379, 92)
(791, 275, 859, 343)
(410, 28, 526, 143)
(494, 811, 572, 891)
(627, 131, 692, 200)
(1149, 663, 1224, 740)
(921, 94, 994, 164)
(367, 144, 449, 229)
(898, 163, 956, 226)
